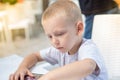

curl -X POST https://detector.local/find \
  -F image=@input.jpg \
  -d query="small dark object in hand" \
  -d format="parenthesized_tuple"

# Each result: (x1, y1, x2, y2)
(32, 73, 43, 79)
(18, 73, 42, 80)
(24, 75, 36, 80)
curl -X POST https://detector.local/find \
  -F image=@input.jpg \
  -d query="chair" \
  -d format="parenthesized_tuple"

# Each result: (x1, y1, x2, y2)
(6, 3, 35, 41)
(0, 22, 3, 42)
(0, 11, 7, 42)
(8, 18, 32, 41)
(92, 14, 120, 80)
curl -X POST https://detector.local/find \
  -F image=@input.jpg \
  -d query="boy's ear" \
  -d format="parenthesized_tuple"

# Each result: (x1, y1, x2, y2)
(76, 21, 84, 35)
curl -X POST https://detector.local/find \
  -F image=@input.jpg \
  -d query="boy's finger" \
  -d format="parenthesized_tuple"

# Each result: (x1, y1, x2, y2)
(14, 73, 19, 80)
(9, 74, 14, 80)
(20, 73, 25, 80)
(27, 71, 34, 77)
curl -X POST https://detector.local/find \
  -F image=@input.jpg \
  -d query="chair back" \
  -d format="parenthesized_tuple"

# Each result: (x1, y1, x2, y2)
(92, 14, 120, 80)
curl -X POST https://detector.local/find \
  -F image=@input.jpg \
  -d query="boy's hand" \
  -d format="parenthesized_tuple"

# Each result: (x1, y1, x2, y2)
(9, 66, 34, 80)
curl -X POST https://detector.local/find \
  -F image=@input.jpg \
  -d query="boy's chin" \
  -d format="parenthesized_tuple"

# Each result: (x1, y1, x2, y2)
(58, 49, 68, 53)
(54, 47, 68, 53)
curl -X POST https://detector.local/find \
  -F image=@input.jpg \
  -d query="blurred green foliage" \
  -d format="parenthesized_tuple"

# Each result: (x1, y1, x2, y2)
(0, 0, 17, 5)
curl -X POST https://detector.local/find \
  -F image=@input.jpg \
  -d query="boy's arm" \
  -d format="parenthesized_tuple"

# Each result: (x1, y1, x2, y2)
(39, 58, 96, 80)
(9, 52, 44, 80)
(19, 52, 43, 69)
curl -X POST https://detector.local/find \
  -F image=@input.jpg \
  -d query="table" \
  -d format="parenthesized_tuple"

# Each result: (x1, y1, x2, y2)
(0, 55, 52, 80)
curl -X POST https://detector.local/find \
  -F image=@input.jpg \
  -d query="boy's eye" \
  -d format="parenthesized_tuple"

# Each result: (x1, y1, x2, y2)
(56, 33, 63, 36)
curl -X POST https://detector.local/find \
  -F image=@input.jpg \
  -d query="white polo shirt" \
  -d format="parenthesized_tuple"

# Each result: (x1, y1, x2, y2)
(39, 39, 108, 80)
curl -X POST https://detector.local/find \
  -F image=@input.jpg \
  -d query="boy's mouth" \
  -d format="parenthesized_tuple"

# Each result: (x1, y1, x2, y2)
(56, 47, 63, 50)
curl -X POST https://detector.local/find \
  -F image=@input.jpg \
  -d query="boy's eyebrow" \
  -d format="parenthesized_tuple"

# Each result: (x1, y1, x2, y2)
(53, 30, 66, 34)
(45, 29, 67, 36)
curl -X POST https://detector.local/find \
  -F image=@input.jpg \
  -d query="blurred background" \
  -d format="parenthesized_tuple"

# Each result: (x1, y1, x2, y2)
(0, 0, 50, 57)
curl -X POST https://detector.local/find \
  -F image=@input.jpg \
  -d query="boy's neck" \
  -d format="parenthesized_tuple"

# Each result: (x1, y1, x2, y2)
(68, 39, 82, 55)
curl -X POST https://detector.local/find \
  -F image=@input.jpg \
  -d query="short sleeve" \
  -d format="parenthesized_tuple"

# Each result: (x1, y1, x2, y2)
(39, 47, 60, 65)
(78, 40, 106, 77)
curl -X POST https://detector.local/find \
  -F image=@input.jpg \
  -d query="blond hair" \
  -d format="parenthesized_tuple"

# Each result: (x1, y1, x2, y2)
(41, 0, 82, 25)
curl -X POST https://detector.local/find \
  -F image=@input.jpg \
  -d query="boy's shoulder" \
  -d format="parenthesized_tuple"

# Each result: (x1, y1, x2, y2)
(79, 38, 98, 51)
(82, 38, 95, 46)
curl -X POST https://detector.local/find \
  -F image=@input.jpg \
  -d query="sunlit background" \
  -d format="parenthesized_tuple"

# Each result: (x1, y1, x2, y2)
(0, 0, 50, 57)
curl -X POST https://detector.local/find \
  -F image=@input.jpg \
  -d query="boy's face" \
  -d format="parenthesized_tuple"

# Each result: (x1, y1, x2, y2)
(42, 15, 83, 53)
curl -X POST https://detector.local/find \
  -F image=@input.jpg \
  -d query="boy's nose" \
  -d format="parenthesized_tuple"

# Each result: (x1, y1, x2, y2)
(52, 38, 59, 46)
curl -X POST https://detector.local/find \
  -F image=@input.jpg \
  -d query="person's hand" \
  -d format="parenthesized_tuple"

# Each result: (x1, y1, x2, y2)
(9, 66, 34, 80)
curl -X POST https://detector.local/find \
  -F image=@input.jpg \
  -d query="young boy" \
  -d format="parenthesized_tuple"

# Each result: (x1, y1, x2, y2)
(9, 1, 108, 80)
